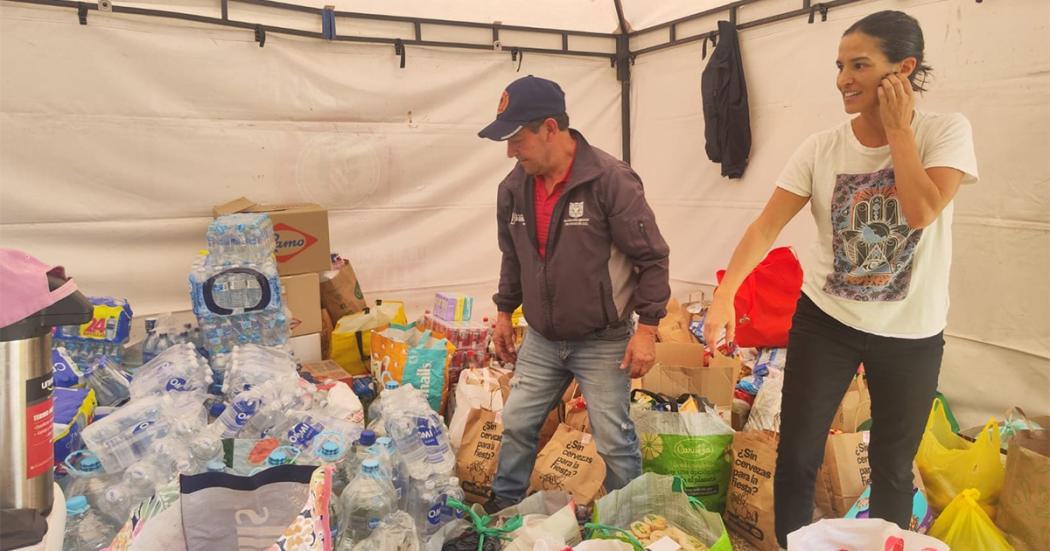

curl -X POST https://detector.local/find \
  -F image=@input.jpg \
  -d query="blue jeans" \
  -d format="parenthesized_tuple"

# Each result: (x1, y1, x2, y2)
(491, 327, 642, 502)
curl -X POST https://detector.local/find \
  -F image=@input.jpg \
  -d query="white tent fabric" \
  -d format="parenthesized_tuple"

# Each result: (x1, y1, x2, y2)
(1, 0, 1047, 426)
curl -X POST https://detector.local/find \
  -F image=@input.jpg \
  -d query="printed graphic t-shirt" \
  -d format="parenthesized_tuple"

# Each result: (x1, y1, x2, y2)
(777, 111, 979, 338)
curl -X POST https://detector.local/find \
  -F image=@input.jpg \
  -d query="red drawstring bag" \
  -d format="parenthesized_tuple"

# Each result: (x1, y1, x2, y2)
(716, 246, 803, 348)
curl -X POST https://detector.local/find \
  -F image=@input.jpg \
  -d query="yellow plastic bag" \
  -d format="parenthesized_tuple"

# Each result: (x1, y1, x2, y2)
(928, 488, 1015, 550)
(916, 397, 1005, 516)
(330, 300, 406, 375)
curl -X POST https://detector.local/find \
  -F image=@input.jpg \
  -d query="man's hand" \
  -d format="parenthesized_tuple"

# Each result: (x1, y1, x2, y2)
(492, 312, 518, 364)
(621, 324, 658, 378)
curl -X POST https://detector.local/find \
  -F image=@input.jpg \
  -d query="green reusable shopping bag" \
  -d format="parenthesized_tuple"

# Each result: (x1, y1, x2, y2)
(590, 473, 732, 551)
(631, 400, 735, 512)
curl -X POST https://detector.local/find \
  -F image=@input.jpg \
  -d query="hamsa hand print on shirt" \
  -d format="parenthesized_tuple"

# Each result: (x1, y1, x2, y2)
(824, 168, 922, 302)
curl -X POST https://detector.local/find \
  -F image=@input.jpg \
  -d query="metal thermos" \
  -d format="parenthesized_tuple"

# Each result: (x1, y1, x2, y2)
(0, 273, 92, 518)
(1, 334, 55, 514)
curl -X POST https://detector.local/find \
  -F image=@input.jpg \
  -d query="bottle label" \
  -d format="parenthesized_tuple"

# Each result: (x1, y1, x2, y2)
(165, 377, 189, 392)
(130, 419, 156, 435)
(367, 517, 381, 530)
(427, 502, 443, 525)
(416, 418, 439, 447)
(230, 399, 259, 428)
(288, 420, 322, 447)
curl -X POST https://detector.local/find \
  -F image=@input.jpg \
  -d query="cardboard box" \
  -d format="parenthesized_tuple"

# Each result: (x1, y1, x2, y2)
(213, 197, 331, 276)
(301, 359, 355, 387)
(657, 298, 695, 344)
(281, 273, 322, 337)
(290, 332, 322, 363)
(641, 343, 741, 407)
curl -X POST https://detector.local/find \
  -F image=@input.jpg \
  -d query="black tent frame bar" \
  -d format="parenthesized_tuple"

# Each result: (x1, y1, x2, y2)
(5, 0, 619, 60)
(630, 0, 868, 57)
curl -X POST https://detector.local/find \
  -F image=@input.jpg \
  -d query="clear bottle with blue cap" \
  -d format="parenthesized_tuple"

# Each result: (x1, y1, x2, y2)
(62, 451, 116, 511)
(65, 495, 118, 550)
(336, 458, 397, 546)
(308, 432, 352, 495)
(367, 380, 400, 425)
(206, 459, 227, 474)
(266, 448, 294, 467)
(372, 436, 406, 504)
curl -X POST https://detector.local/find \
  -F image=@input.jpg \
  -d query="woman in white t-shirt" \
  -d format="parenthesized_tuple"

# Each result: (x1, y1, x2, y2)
(703, 10, 978, 546)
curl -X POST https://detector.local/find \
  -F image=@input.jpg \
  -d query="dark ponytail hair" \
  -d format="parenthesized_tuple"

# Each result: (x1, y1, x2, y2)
(845, 11, 933, 92)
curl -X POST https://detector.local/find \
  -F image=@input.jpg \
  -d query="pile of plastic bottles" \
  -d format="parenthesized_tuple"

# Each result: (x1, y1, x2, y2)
(141, 317, 204, 363)
(52, 296, 133, 367)
(61, 337, 475, 550)
(189, 213, 287, 356)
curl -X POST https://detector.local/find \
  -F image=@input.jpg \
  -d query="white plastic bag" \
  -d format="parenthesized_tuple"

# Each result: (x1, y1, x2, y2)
(744, 369, 783, 432)
(448, 367, 507, 451)
(787, 518, 949, 551)
(323, 381, 365, 425)
(572, 541, 633, 551)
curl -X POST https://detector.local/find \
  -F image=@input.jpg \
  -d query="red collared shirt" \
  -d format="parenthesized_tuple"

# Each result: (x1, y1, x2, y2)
(533, 158, 574, 258)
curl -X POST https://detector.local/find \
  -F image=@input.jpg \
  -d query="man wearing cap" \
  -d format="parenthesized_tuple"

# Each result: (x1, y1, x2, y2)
(479, 75, 671, 511)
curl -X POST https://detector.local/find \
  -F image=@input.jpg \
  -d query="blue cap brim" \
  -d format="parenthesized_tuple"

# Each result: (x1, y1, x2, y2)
(478, 119, 523, 141)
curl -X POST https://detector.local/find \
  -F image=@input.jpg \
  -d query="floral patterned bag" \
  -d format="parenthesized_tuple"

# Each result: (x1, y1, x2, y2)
(180, 464, 332, 551)
(106, 465, 332, 551)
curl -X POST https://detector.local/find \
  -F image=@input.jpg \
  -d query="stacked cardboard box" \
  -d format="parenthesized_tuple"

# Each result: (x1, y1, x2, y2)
(213, 197, 332, 361)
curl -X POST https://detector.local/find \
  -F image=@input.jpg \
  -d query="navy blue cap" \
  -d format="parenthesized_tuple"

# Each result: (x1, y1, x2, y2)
(478, 75, 566, 141)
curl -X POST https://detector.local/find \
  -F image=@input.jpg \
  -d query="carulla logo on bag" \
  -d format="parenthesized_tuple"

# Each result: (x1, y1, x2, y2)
(673, 438, 715, 460)
(273, 223, 318, 262)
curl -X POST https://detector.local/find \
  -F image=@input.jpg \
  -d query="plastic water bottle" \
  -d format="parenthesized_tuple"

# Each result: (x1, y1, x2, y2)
(367, 381, 399, 424)
(248, 446, 300, 476)
(307, 432, 352, 495)
(386, 408, 455, 479)
(65, 495, 118, 550)
(337, 459, 397, 545)
(62, 451, 112, 505)
(353, 430, 378, 465)
(142, 318, 159, 363)
(336, 430, 376, 492)
(441, 476, 466, 523)
(206, 459, 227, 473)
(83, 357, 131, 407)
(372, 436, 406, 503)
(211, 383, 270, 438)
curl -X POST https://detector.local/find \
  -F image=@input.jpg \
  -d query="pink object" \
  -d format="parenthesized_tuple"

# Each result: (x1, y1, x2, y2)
(0, 249, 79, 328)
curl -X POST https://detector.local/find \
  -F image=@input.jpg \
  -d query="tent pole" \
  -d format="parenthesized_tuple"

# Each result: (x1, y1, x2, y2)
(616, 35, 632, 165)
(612, 0, 632, 165)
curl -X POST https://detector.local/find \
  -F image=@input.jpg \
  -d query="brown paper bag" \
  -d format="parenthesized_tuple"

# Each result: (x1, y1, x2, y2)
(456, 408, 505, 504)
(725, 430, 780, 551)
(320, 308, 334, 360)
(658, 298, 695, 344)
(320, 264, 366, 321)
(562, 381, 591, 434)
(830, 374, 872, 433)
(815, 431, 871, 517)
(538, 406, 561, 452)
(998, 419, 1050, 551)
(529, 423, 607, 505)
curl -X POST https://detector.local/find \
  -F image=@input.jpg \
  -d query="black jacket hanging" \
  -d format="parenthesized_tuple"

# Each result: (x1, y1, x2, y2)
(701, 20, 751, 179)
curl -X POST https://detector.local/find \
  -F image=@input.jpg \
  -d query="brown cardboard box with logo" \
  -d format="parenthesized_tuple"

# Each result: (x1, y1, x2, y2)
(213, 197, 331, 276)
(281, 272, 322, 337)
(640, 342, 741, 407)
